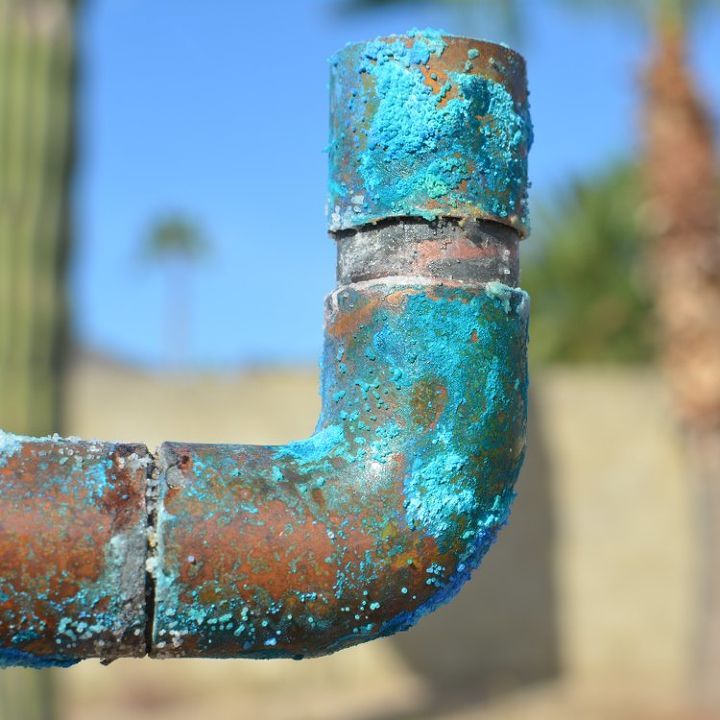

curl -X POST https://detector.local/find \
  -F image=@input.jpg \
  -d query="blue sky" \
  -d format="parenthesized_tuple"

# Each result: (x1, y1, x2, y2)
(74, 0, 720, 368)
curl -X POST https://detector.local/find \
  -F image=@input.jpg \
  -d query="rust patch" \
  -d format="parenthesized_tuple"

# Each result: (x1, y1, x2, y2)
(0, 439, 148, 664)
(411, 378, 449, 430)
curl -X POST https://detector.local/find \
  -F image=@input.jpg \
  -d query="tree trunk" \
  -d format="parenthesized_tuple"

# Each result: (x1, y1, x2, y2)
(644, 19, 720, 711)
(0, 0, 77, 717)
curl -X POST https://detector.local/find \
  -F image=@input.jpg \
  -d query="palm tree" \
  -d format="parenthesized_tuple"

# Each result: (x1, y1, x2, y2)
(338, 0, 520, 28)
(0, 0, 79, 717)
(543, 1, 720, 707)
(523, 163, 655, 365)
(639, 1, 720, 707)
(142, 214, 208, 368)
(341, 0, 720, 708)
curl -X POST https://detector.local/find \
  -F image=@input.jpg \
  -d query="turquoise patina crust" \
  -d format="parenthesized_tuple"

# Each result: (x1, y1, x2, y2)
(328, 30, 533, 235)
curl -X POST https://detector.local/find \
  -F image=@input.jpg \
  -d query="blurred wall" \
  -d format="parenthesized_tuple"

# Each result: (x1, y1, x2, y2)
(59, 358, 695, 719)
(538, 370, 695, 694)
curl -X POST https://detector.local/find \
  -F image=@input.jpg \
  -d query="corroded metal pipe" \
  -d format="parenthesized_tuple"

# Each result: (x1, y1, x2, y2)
(0, 30, 532, 666)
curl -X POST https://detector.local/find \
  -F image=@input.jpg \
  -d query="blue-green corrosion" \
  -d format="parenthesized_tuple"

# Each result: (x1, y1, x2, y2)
(328, 30, 532, 235)
(0, 647, 77, 669)
(152, 282, 529, 658)
(0, 436, 148, 667)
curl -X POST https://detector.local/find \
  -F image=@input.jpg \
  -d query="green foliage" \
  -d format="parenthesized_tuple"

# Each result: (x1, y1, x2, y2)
(523, 163, 656, 364)
(339, 0, 719, 27)
(142, 214, 208, 262)
(557, 0, 719, 29)
(336, 0, 520, 34)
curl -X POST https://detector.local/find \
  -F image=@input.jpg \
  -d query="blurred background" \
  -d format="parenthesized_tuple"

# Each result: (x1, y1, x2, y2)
(1, 0, 720, 718)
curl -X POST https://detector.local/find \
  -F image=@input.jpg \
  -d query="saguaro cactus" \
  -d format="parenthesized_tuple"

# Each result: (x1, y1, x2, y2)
(0, 0, 76, 436)
(0, 0, 78, 715)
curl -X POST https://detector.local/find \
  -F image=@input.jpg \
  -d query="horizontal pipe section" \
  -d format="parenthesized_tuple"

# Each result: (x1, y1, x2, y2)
(0, 435, 149, 667)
